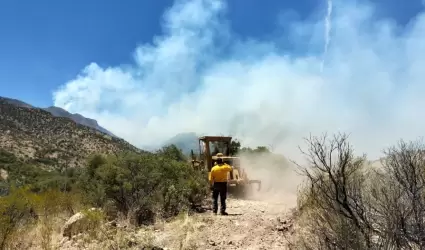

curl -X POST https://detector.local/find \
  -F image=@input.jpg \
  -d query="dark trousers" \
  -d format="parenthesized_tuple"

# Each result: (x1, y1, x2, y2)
(212, 182, 227, 213)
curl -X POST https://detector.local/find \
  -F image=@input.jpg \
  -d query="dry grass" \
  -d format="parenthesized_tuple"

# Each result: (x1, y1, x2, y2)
(148, 212, 202, 250)
(6, 214, 67, 250)
(5, 210, 159, 250)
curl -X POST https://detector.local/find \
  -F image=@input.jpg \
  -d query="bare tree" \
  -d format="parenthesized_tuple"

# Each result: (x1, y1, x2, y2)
(294, 133, 376, 249)
(294, 134, 425, 250)
(373, 139, 425, 249)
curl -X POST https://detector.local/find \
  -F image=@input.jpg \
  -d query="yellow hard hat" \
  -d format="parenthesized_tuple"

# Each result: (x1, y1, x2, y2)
(216, 153, 223, 157)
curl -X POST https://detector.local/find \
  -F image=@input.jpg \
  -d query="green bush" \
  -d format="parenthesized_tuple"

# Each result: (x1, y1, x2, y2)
(78, 146, 208, 225)
(0, 144, 208, 232)
(0, 149, 16, 164)
(0, 183, 85, 249)
(0, 186, 36, 249)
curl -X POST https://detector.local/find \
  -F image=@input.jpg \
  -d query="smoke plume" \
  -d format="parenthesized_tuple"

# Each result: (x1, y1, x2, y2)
(53, 0, 425, 164)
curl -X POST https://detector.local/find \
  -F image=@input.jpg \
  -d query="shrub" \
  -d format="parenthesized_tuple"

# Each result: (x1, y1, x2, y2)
(0, 149, 16, 164)
(78, 146, 208, 226)
(0, 184, 84, 249)
(0, 186, 36, 249)
(295, 134, 425, 250)
(371, 139, 425, 249)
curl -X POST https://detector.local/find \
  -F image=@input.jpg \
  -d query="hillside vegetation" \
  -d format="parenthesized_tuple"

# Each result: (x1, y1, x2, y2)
(0, 98, 209, 249)
(0, 96, 115, 137)
(0, 145, 208, 249)
(0, 99, 139, 170)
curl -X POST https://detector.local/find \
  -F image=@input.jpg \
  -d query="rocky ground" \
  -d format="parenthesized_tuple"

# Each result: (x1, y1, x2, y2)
(55, 194, 297, 250)
(152, 197, 297, 250)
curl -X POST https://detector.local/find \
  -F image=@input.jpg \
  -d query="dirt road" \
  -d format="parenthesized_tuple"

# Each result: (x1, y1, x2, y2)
(59, 159, 301, 249)
(57, 195, 298, 250)
(153, 196, 297, 250)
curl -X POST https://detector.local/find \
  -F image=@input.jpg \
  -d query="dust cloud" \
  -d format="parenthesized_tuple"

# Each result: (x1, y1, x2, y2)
(237, 151, 304, 208)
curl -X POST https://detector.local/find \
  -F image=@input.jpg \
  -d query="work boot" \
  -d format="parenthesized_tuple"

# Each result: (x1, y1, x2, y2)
(220, 211, 228, 216)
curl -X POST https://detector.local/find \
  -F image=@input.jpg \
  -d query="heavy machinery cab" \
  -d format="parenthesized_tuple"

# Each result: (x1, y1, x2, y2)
(190, 135, 261, 194)
(197, 136, 232, 172)
(191, 136, 247, 184)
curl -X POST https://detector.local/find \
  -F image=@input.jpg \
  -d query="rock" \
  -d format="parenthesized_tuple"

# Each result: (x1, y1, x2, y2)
(59, 238, 66, 244)
(127, 240, 137, 247)
(276, 216, 285, 224)
(105, 220, 117, 227)
(76, 239, 84, 247)
(275, 219, 293, 233)
(62, 208, 101, 238)
(0, 169, 8, 180)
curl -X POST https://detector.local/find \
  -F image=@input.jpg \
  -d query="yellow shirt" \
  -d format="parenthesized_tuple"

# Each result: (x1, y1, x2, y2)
(209, 163, 232, 183)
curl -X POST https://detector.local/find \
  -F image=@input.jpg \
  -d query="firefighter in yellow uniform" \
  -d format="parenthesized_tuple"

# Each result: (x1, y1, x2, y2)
(209, 153, 232, 215)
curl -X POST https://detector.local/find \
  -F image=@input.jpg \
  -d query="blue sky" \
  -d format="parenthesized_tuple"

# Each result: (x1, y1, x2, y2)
(0, 0, 420, 107)
(1, 0, 425, 160)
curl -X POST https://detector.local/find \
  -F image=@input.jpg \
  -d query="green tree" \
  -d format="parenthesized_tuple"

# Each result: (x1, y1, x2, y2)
(229, 139, 241, 155)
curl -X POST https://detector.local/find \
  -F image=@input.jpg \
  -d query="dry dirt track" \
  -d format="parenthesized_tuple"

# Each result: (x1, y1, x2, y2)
(57, 161, 302, 250)
(57, 195, 298, 250)
(153, 196, 297, 250)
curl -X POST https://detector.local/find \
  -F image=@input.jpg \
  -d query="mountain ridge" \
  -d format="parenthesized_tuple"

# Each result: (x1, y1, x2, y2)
(0, 96, 115, 137)
(0, 97, 141, 170)
(162, 132, 199, 154)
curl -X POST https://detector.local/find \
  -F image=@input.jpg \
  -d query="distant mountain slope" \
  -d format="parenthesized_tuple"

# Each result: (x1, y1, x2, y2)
(0, 97, 115, 137)
(163, 132, 199, 154)
(0, 97, 34, 108)
(44, 106, 116, 137)
(0, 98, 141, 169)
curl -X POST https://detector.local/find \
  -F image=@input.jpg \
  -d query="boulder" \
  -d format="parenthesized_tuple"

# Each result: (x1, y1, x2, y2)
(62, 208, 101, 238)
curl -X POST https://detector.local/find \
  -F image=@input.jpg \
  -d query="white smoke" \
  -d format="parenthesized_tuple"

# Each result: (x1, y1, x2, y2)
(321, 0, 333, 73)
(53, 0, 425, 163)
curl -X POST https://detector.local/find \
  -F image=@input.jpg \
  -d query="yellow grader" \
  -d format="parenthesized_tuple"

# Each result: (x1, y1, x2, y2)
(190, 135, 261, 197)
